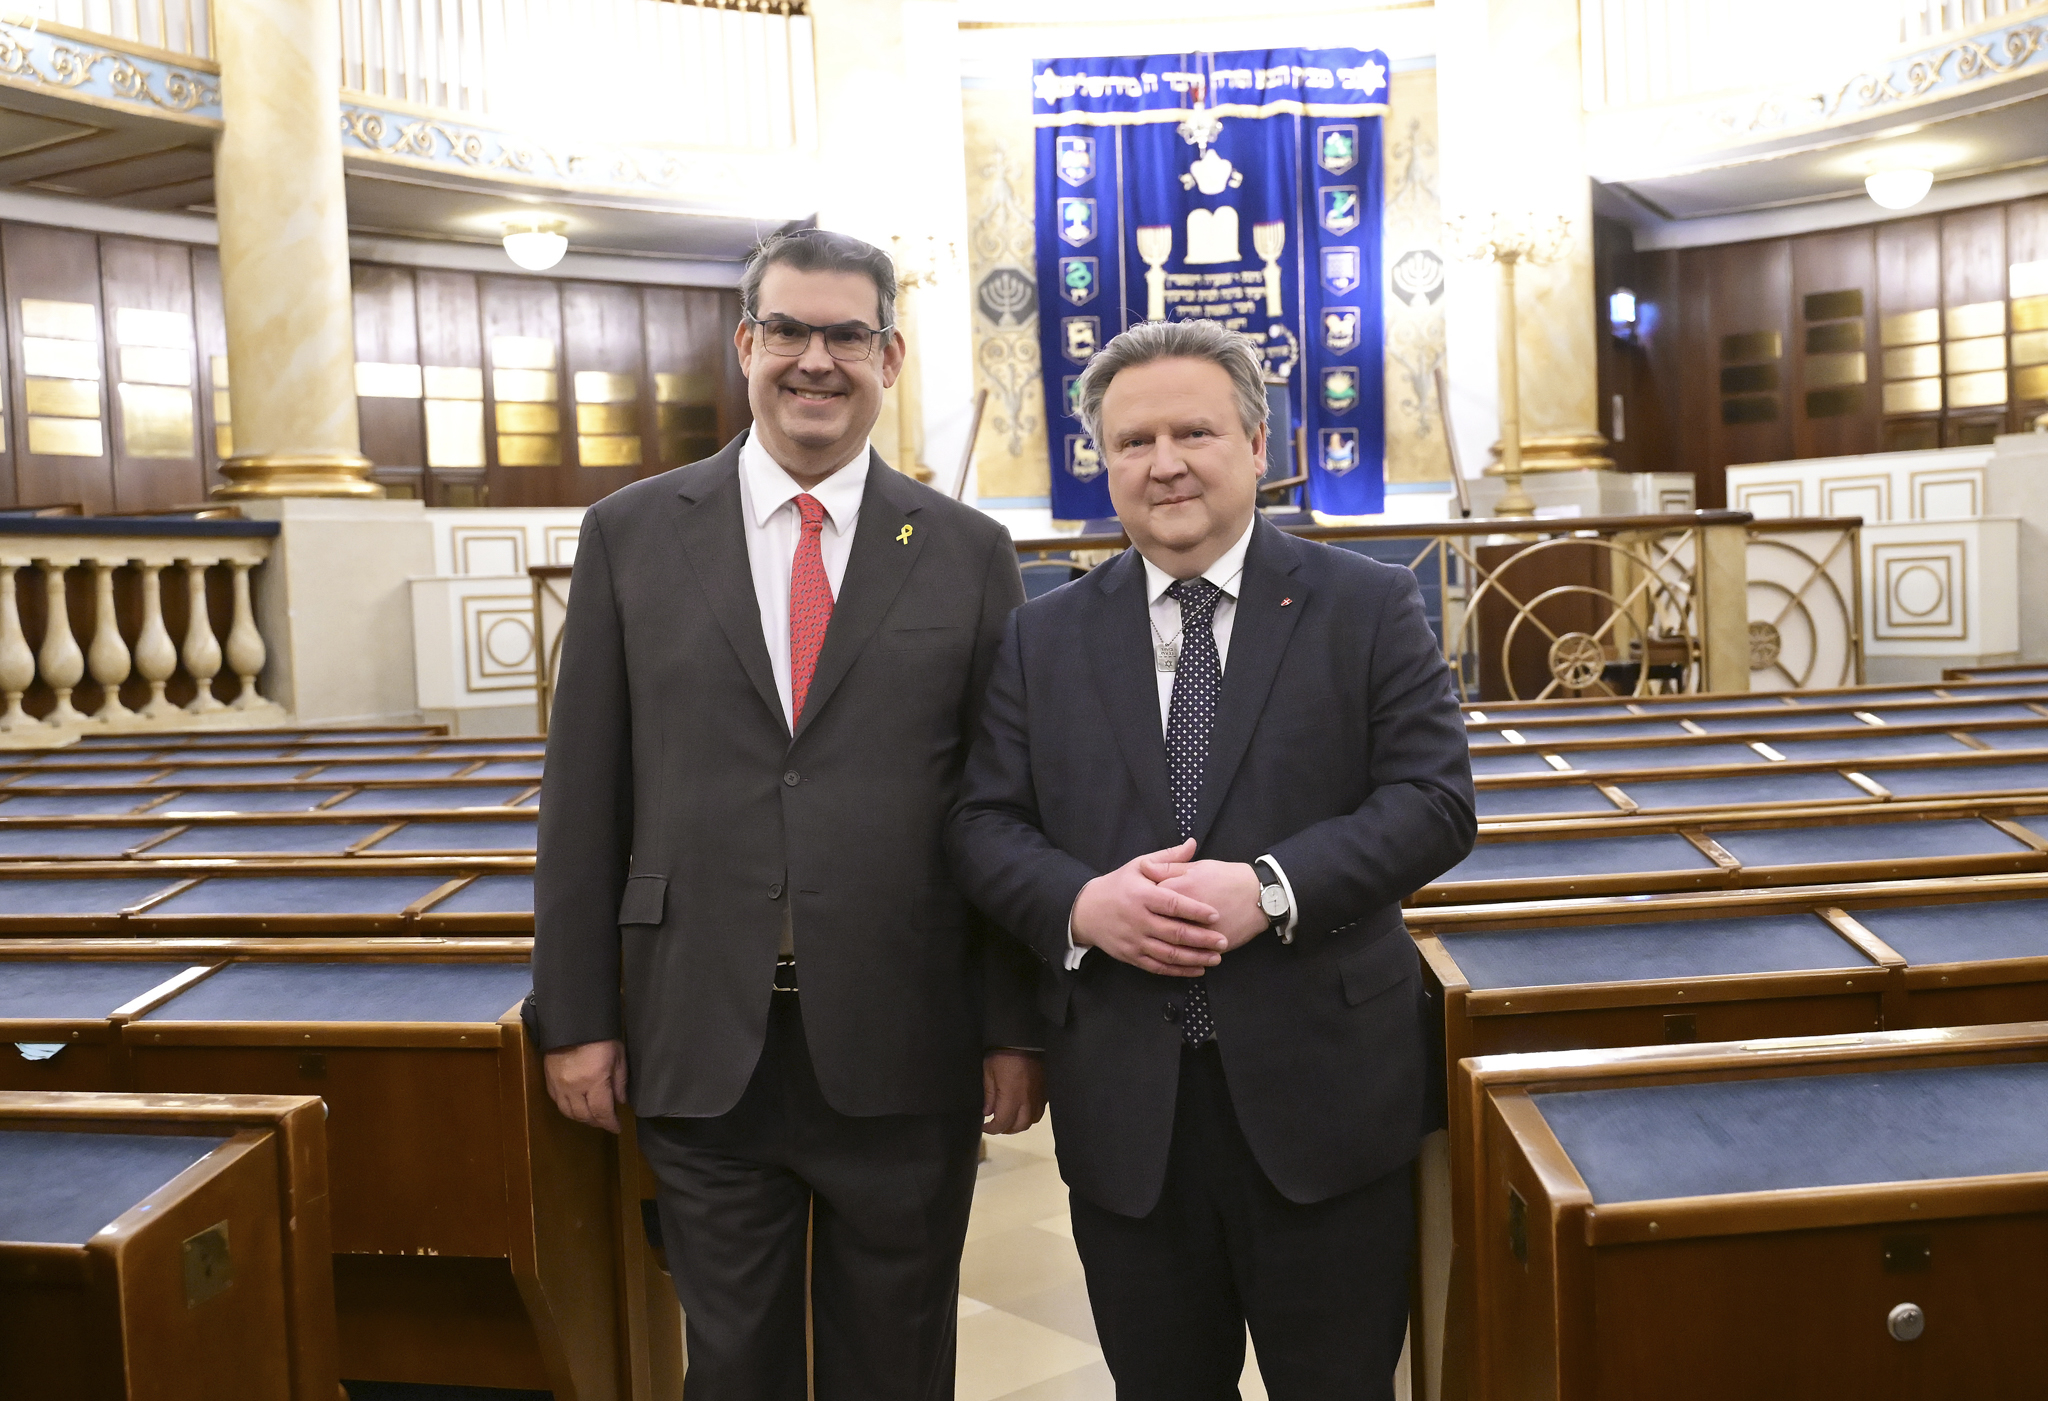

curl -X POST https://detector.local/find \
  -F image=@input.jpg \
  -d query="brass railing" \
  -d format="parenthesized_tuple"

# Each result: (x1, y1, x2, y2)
(1744, 516, 1865, 692)
(1013, 512, 1756, 704)
(531, 562, 571, 733)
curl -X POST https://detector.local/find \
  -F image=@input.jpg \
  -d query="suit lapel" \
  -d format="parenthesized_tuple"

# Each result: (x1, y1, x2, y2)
(792, 451, 927, 742)
(671, 439, 786, 734)
(1191, 520, 1307, 845)
(1086, 549, 1178, 846)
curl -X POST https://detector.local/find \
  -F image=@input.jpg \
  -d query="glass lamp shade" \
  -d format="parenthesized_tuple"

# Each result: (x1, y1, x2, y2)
(503, 222, 569, 271)
(1865, 170, 1933, 211)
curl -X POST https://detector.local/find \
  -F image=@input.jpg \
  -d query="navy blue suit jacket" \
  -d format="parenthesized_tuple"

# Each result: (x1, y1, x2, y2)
(948, 518, 1476, 1216)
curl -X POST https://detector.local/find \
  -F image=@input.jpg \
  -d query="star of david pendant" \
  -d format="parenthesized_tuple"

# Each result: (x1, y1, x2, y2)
(1155, 640, 1180, 672)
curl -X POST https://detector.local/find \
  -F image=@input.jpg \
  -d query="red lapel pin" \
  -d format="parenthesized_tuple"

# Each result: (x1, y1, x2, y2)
(1280, 597, 1293, 607)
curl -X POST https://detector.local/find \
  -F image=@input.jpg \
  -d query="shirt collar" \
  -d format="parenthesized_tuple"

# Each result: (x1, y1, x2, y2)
(739, 429, 872, 533)
(1140, 516, 1256, 606)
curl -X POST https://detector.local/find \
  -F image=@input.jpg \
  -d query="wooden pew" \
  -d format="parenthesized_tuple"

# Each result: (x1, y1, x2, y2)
(1465, 673, 2048, 721)
(1945, 662, 2048, 682)
(0, 776, 540, 820)
(1464, 689, 2048, 747)
(0, 811, 536, 863)
(0, 938, 677, 1401)
(0, 1089, 337, 1401)
(1466, 1021, 2048, 1399)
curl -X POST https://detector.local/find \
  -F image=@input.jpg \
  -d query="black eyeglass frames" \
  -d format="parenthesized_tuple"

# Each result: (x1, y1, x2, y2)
(745, 313, 896, 363)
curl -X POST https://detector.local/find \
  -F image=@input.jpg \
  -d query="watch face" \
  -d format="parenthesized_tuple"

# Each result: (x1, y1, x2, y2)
(1260, 885, 1289, 917)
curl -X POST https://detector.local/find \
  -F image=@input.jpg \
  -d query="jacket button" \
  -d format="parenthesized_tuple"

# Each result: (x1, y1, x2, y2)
(768, 882, 783, 899)
(783, 771, 800, 787)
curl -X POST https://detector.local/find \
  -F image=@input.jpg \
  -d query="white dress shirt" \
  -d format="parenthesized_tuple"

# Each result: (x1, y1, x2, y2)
(737, 430, 871, 732)
(1065, 518, 1298, 969)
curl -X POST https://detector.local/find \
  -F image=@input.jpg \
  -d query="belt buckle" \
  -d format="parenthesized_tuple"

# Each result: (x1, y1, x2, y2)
(773, 957, 799, 994)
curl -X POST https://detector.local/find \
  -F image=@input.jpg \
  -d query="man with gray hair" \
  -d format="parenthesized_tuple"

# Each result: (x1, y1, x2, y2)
(951, 319, 1474, 1398)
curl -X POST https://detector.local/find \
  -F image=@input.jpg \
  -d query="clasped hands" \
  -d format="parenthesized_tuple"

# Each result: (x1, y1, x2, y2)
(1070, 838, 1268, 978)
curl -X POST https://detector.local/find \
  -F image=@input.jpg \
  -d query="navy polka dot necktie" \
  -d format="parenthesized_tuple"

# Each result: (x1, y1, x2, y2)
(1166, 577, 1220, 1046)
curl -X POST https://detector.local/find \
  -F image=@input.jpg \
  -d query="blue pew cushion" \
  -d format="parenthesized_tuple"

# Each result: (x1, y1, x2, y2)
(0, 1131, 228, 1244)
(289, 745, 437, 759)
(1877, 762, 2048, 797)
(1557, 744, 1765, 773)
(465, 761, 544, 780)
(1712, 818, 2029, 868)
(1440, 833, 1716, 885)
(326, 785, 531, 812)
(145, 823, 387, 857)
(1469, 753, 1561, 777)
(0, 877, 183, 916)
(5, 768, 157, 788)
(147, 874, 452, 917)
(1536, 1062, 2048, 1204)
(361, 821, 536, 854)
(144, 962, 533, 1024)
(0, 793, 150, 816)
(0, 962, 196, 1020)
(307, 761, 471, 781)
(156, 765, 313, 785)
(1439, 914, 1872, 991)
(1692, 710, 1880, 732)
(1492, 722, 1691, 742)
(1611, 771, 1868, 810)
(0, 827, 148, 859)
(1475, 786, 1621, 819)
(27, 749, 170, 766)
(1976, 726, 2048, 752)
(155, 789, 349, 815)
(427, 873, 535, 915)
(1853, 899, 2048, 965)
(1768, 734, 1973, 761)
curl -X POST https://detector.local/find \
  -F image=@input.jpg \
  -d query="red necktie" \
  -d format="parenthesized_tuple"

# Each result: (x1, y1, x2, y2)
(789, 493, 833, 726)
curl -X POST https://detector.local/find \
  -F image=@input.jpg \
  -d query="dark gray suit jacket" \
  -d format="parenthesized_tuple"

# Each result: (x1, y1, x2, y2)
(949, 520, 1475, 1215)
(533, 435, 1035, 1120)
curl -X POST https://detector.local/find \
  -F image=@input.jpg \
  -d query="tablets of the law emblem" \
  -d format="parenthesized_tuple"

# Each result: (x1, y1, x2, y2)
(1887, 1302, 1926, 1342)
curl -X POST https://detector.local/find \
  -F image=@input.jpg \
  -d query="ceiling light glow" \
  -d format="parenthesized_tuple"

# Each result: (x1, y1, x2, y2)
(1865, 170, 1933, 211)
(503, 218, 569, 271)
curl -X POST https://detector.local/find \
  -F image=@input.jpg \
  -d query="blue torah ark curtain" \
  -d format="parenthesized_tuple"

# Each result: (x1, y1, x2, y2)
(1032, 49, 1389, 520)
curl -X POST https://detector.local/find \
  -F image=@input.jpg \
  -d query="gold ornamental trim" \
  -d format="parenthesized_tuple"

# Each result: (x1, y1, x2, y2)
(214, 454, 383, 501)
(1483, 433, 1617, 476)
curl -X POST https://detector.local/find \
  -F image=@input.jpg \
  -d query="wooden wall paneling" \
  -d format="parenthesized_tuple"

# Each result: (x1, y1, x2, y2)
(97, 235, 204, 511)
(351, 265, 426, 489)
(1939, 205, 2009, 442)
(1630, 247, 1680, 484)
(477, 276, 566, 507)
(643, 286, 740, 469)
(1674, 246, 1720, 505)
(1875, 216, 1942, 451)
(559, 280, 646, 505)
(191, 246, 229, 488)
(716, 290, 750, 445)
(1707, 238, 1794, 480)
(2006, 197, 2048, 421)
(1789, 227, 1877, 461)
(3, 223, 112, 511)
(413, 269, 486, 505)
(0, 238, 11, 506)
(1592, 216, 1636, 473)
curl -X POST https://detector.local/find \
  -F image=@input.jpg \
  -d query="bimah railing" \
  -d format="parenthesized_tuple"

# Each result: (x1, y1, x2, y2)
(0, 515, 283, 743)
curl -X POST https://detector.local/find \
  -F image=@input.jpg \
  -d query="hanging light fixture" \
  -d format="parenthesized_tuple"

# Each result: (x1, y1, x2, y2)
(502, 218, 569, 271)
(1864, 170, 1933, 211)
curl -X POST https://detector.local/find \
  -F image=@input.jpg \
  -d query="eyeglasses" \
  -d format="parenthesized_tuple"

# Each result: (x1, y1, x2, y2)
(745, 314, 895, 363)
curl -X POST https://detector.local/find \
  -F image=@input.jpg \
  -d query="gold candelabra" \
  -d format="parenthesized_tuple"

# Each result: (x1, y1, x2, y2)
(1445, 212, 1571, 518)
(890, 234, 954, 482)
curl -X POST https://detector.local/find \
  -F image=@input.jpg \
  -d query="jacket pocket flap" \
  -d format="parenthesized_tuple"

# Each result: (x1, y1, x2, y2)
(618, 874, 667, 926)
(1339, 934, 1418, 1007)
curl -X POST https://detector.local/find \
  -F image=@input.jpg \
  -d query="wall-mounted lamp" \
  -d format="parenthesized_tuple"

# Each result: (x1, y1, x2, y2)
(503, 218, 569, 271)
(1864, 169, 1933, 211)
(1608, 288, 1637, 337)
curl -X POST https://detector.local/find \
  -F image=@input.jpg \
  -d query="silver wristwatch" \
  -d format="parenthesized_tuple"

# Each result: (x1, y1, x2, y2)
(1254, 858, 1289, 928)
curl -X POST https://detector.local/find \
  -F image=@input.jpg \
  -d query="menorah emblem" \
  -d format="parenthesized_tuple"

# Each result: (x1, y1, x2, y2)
(1136, 225, 1171, 321)
(1252, 221, 1285, 317)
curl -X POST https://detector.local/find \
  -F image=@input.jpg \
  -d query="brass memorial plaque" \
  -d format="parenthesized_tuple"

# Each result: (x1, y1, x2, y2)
(577, 402, 635, 434)
(493, 369, 557, 403)
(209, 355, 230, 388)
(120, 345, 193, 387)
(1720, 330, 1782, 364)
(2014, 296, 2048, 334)
(118, 382, 195, 457)
(355, 362, 424, 398)
(24, 378, 99, 417)
(498, 433, 562, 467)
(1882, 344, 1941, 380)
(1880, 309, 1938, 347)
(1945, 336, 2007, 373)
(115, 307, 190, 348)
(27, 415, 104, 456)
(1947, 370, 2008, 408)
(425, 399, 486, 468)
(579, 433, 642, 467)
(1883, 379, 1941, 414)
(2016, 365, 2048, 402)
(496, 402, 560, 434)
(424, 365, 483, 400)
(1803, 352, 1866, 388)
(491, 335, 556, 370)
(22, 337, 100, 380)
(20, 298, 97, 341)
(1946, 300, 2005, 340)
(574, 370, 635, 403)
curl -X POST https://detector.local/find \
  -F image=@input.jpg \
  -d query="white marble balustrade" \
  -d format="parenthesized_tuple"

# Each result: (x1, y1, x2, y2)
(0, 528, 283, 744)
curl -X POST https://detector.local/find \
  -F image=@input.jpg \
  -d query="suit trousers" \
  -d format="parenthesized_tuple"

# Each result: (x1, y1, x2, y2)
(1068, 1043, 1415, 1401)
(636, 992, 982, 1401)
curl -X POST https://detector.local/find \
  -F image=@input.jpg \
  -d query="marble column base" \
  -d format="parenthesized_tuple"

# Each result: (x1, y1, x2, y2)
(217, 454, 382, 500)
(1467, 469, 1696, 520)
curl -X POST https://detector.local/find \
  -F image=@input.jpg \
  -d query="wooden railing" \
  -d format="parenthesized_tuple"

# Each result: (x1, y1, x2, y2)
(0, 516, 283, 742)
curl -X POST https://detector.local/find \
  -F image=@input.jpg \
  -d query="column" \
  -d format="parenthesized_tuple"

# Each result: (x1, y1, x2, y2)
(210, 0, 378, 499)
(1437, 0, 1611, 485)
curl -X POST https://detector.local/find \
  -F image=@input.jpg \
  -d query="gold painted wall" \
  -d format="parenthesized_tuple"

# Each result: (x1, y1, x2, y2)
(963, 69, 1049, 501)
(960, 60, 1445, 503)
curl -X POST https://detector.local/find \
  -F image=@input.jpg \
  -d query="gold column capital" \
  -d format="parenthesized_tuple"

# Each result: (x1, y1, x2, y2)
(216, 454, 383, 499)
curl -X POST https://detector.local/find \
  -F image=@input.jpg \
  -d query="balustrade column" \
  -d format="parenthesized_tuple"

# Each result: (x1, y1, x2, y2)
(132, 562, 180, 719)
(0, 561, 32, 731)
(182, 559, 226, 713)
(210, 0, 377, 499)
(226, 559, 268, 708)
(38, 559, 86, 726)
(88, 561, 136, 723)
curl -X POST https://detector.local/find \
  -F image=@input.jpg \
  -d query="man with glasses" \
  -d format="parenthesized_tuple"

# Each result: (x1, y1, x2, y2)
(533, 226, 1043, 1399)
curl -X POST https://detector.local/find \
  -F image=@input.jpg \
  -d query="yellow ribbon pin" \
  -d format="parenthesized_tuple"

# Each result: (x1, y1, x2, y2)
(896, 524, 914, 545)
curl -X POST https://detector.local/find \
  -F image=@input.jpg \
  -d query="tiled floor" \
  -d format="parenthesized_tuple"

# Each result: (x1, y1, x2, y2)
(958, 1116, 1270, 1401)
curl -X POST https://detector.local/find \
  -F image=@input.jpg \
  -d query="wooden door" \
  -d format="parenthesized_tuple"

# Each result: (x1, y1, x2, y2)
(4, 223, 112, 511)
